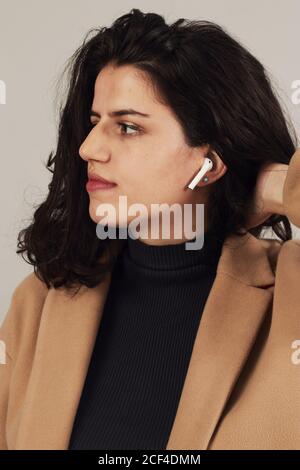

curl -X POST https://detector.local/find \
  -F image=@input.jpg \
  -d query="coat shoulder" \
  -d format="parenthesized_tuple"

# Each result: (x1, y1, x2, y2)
(12, 271, 49, 301)
(0, 272, 49, 360)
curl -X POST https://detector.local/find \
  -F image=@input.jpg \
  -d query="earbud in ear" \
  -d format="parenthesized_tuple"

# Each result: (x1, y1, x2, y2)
(187, 157, 213, 190)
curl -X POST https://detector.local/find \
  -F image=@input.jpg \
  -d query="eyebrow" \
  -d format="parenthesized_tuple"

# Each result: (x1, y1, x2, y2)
(90, 108, 151, 119)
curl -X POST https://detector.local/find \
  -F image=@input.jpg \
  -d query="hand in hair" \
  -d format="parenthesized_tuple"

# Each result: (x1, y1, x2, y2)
(245, 161, 289, 229)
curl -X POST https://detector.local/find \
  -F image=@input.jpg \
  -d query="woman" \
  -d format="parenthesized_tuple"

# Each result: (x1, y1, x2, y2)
(0, 9, 300, 450)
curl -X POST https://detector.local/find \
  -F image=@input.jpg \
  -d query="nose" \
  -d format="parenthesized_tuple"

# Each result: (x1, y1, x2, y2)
(79, 127, 111, 163)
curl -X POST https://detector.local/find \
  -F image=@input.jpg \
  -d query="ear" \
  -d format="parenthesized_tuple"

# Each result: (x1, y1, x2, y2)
(186, 145, 227, 188)
(209, 149, 228, 181)
(193, 148, 227, 188)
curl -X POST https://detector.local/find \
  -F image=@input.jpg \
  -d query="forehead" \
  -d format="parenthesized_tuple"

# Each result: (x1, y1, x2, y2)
(92, 64, 161, 113)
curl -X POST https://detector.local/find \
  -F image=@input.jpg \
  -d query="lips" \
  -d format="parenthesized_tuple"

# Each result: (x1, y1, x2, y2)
(87, 172, 116, 184)
(86, 172, 117, 191)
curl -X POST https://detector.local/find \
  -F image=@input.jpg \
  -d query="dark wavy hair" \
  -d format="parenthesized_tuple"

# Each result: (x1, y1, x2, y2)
(17, 8, 298, 292)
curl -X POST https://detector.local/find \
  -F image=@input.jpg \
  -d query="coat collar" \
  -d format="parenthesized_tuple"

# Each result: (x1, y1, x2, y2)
(14, 231, 277, 450)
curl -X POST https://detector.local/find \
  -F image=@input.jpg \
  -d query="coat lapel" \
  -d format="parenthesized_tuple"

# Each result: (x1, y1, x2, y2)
(14, 270, 113, 450)
(15, 232, 276, 450)
(165, 233, 276, 450)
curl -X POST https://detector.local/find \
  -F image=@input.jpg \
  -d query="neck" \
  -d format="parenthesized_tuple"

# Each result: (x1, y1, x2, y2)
(130, 205, 211, 247)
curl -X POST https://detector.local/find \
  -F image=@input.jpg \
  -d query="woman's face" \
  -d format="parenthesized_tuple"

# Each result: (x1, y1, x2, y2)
(79, 63, 221, 242)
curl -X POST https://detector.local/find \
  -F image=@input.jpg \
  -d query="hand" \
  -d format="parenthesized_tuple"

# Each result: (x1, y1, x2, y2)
(245, 162, 288, 230)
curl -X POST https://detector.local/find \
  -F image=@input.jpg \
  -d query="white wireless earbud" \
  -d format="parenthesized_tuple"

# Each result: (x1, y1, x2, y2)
(187, 157, 213, 190)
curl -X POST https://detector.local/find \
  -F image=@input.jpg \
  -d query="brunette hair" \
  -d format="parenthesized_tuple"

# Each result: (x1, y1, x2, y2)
(17, 8, 298, 291)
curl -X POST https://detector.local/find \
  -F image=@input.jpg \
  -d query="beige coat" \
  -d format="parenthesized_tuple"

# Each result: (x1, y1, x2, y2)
(1, 150, 300, 450)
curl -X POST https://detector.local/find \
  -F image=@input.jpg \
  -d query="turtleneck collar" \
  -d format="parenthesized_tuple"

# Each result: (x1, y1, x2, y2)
(124, 227, 226, 272)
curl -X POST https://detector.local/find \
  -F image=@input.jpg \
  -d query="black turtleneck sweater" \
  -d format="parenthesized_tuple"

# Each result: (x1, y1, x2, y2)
(68, 230, 225, 450)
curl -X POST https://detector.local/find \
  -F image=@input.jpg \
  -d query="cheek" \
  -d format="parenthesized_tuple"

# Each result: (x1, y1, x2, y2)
(118, 147, 190, 204)
(130, 178, 187, 208)
(151, 157, 189, 201)
(118, 154, 160, 197)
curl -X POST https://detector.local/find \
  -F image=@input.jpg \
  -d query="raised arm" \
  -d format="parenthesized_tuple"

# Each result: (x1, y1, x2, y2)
(245, 148, 300, 230)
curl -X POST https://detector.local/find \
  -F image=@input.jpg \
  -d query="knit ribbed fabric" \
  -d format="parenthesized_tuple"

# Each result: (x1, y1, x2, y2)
(68, 230, 225, 450)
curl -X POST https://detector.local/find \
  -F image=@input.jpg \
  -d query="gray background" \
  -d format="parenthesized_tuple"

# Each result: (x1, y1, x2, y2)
(1, 0, 300, 323)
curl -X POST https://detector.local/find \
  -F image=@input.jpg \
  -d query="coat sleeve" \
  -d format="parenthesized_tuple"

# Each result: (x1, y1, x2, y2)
(283, 148, 300, 229)
(0, 272, 48, 449)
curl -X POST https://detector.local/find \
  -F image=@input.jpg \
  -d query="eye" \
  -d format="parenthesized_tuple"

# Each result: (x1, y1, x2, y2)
(118, 122, 141, 136)
(89, 121, 142, 137)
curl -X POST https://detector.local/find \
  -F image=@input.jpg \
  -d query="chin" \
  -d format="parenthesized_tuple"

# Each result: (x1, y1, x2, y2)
(88, 202, 129, 230)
